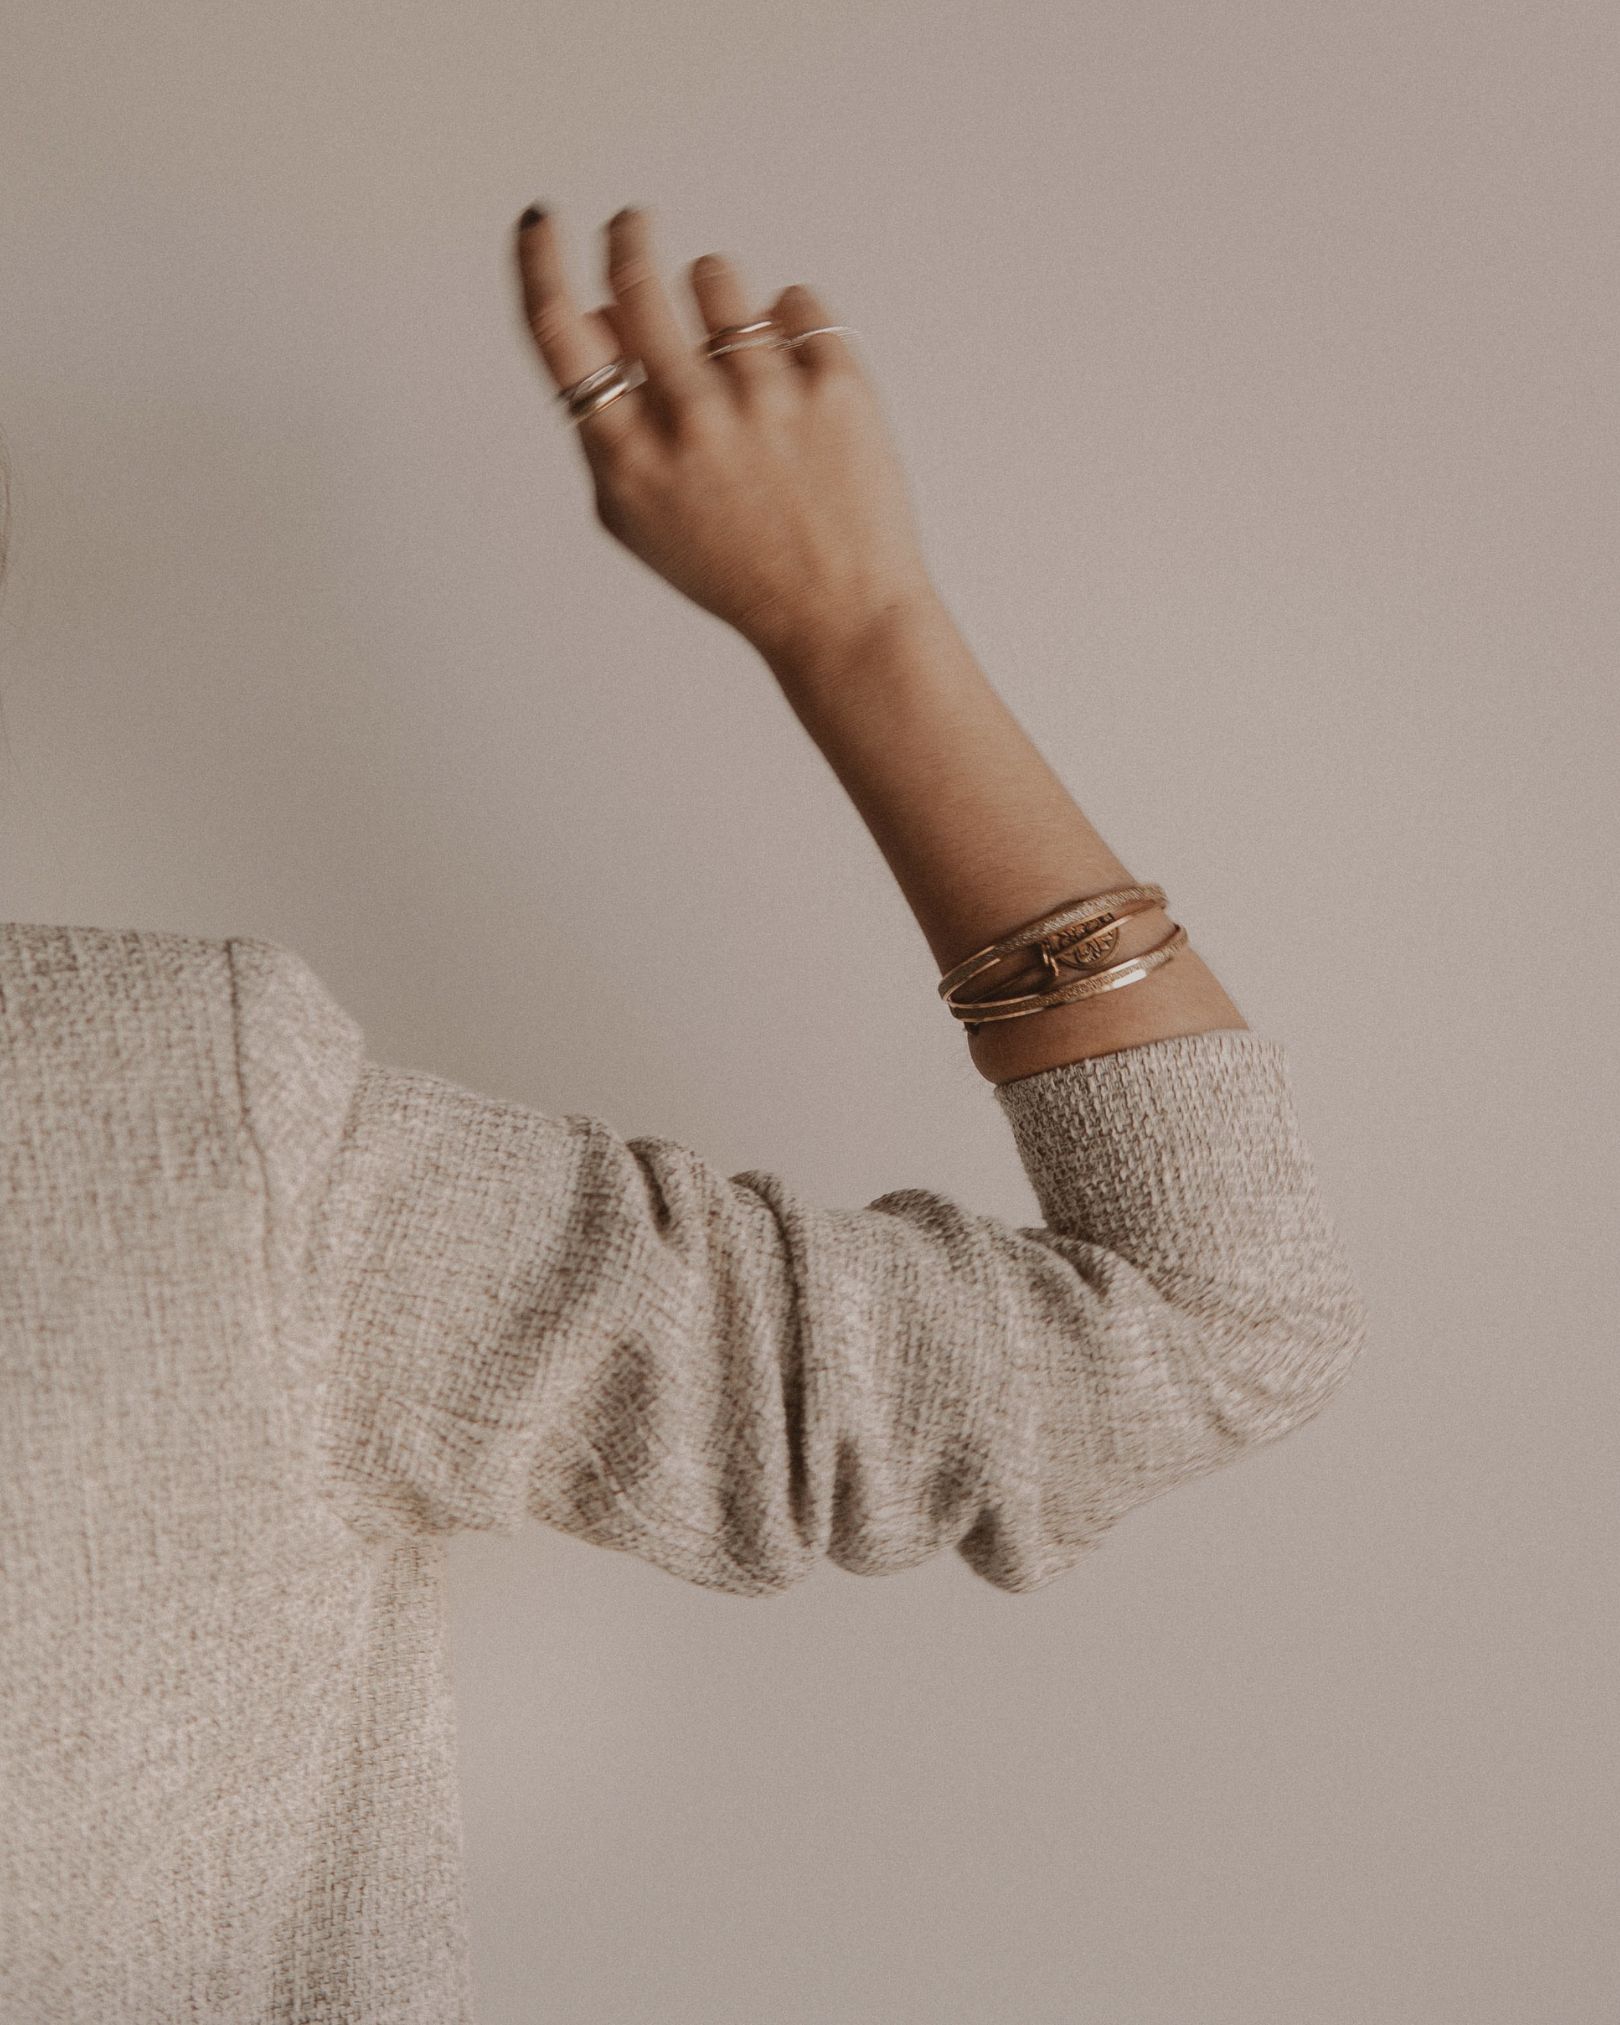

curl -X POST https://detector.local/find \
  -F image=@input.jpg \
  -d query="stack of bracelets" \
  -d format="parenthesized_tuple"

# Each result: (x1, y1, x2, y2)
(938, 884, 1187, 1034)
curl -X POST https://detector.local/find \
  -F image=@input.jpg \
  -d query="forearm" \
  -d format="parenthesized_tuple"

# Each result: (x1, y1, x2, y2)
(763, 592, 1250, 1085)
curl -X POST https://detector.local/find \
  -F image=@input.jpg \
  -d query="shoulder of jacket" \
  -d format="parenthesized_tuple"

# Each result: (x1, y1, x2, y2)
(227, 934, 361, 1045)
(227, 935, 367, 1209)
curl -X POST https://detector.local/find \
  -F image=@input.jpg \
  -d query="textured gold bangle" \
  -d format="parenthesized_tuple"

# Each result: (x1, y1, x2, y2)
(947, 920, 1189, 1028)
(938, 884, 1168, 1011)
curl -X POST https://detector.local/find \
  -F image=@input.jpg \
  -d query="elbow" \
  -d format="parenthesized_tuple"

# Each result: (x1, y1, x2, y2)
(1194, 1274, 1371, 1452)
(1272, 1296, 1369, 1440)
(1288, 1273, 1371, 1417)
(1304, 1283, 1371, 1413)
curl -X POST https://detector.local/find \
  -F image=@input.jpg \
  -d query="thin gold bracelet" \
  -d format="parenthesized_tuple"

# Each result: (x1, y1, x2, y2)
(946, 921, 1189, 1028)
(938, 883, 1176, 1027)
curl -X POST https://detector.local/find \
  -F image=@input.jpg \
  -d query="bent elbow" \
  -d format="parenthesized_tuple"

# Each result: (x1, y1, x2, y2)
(1194, 1276, 1371, 1452)
(1295, 1283, 1370, 1418)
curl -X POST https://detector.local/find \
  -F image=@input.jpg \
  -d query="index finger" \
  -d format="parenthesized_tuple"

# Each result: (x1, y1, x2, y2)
(513, 208, 623, 406)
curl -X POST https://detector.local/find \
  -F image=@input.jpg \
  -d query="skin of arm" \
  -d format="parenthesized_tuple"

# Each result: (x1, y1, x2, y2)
(512, 207, 1248, 1082)
(762, 590, 1250, 1086)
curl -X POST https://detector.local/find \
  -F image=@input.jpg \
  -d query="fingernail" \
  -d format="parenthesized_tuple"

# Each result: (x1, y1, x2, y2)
(517, 205, 547, 231)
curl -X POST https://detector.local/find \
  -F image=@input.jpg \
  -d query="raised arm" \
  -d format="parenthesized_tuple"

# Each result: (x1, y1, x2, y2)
(514, 204, 1245, 1079)
(761, 591, 1249, 1083)
(216, 209, 1371, 1603)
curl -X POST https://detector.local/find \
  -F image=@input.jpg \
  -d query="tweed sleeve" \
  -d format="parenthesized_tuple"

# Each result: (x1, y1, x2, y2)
(229, 938, 1368, 1597)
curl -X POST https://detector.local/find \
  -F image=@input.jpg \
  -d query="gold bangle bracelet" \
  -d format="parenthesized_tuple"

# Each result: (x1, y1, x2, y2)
(945, 907, 1169, 1015)
(938, 884, 1168, 1008)
(937, 883, 1168, 1004)
(947, 920, 1189, 1028)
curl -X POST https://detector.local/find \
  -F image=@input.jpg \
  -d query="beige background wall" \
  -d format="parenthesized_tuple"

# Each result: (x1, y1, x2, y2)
(2, 3, 1614, 2019)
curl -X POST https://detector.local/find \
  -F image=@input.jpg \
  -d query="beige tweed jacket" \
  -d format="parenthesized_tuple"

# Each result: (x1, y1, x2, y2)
(0, 922, 1368, 2022)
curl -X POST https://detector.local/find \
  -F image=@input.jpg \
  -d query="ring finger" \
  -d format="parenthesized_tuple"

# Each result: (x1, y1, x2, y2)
(688, 252, 787, 388)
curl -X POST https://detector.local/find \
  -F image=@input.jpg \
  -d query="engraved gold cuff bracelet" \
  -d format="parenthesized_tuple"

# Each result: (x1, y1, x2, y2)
(938, 884, 1187, 1032)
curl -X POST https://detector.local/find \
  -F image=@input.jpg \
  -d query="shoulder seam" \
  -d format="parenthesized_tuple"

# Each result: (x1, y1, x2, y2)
(225, 937, 283, 1366)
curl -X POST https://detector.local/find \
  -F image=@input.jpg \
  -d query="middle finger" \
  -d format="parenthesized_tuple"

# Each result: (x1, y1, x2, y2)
(605, 207, 708, 408)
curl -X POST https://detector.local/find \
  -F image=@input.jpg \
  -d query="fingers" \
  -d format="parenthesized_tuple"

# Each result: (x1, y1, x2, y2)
(769, 282, 855, 375)
(514, 210, 608, 391)
(518, 203, 656, 453)
(584, 304, 624, 359)
(514, 205, 853, 447)
(688, 253, 786, 386)
(603, 207, 708, 407)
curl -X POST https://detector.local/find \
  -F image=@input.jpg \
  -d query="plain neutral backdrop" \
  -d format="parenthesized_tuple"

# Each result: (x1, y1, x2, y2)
(2, 3, 1615, 2020)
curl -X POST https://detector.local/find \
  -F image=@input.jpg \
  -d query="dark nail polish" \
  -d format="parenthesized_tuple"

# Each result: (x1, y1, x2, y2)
(518, 205, 547, 231)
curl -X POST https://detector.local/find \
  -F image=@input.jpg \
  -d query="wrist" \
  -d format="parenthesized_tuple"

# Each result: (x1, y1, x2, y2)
(967, 940, 1250, 1082)
(759, 574, 947, 698)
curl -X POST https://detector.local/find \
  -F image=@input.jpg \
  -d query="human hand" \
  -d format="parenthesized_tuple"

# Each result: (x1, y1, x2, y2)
(513, 204, 937, 668)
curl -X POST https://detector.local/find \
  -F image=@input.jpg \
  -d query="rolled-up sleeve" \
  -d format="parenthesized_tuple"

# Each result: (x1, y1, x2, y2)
(230, 938, 1368, 1598)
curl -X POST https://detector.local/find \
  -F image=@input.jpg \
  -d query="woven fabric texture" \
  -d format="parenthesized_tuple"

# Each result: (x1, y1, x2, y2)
(0, 922, 1368, 2021)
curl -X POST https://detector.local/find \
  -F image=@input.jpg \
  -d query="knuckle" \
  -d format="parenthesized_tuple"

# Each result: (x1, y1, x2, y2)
(811, 348, 861, 389)
(527, 303, 573, 349)
(735, 374, 796, 423)
(585, 424, 644, 479)
(590, 433, 647, 496)
(665, 384, 726, 440)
